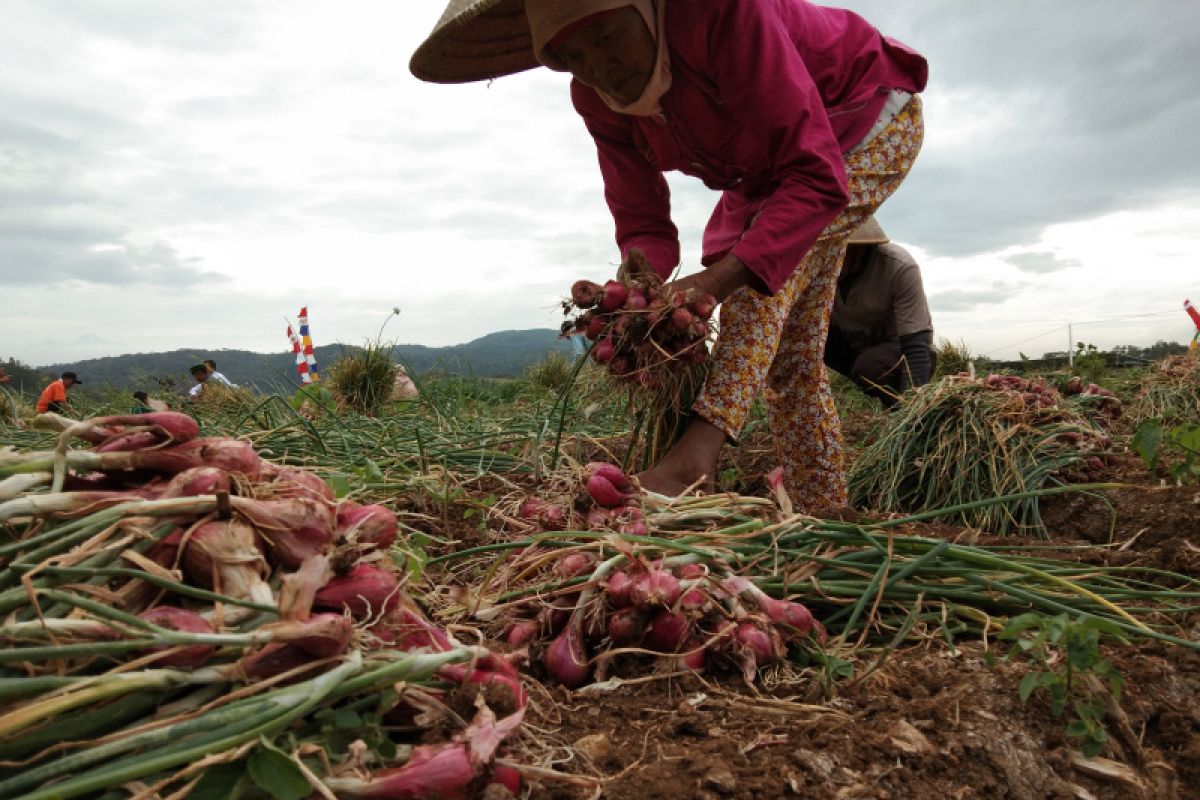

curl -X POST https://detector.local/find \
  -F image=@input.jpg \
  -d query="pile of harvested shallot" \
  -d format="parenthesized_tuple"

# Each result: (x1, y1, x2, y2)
(0, 411, 526, 800)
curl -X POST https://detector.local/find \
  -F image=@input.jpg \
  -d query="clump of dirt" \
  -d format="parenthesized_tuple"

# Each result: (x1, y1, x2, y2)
(518, 642, 1199, 800)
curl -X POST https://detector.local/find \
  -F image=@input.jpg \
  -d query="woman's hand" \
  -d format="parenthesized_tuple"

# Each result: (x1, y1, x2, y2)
(666, 254, 752, 304)
(619, 250, 752, 304)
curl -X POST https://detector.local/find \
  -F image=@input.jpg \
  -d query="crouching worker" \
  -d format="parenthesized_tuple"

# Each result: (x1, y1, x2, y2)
(825, 218, 936, 407)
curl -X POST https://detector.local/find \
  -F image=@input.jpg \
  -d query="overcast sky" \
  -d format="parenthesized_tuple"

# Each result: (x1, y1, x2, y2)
(3, 0, 1198, 367)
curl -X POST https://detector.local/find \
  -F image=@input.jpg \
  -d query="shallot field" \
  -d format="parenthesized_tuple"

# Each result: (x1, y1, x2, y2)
(0, 353, 1197, 800)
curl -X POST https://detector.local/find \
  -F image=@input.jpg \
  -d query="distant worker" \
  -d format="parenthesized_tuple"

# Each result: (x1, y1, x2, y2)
(824, 218, 935, 407)
(203, 360, 238, 389)
(0, 367, 11, 385)
(131, 391, 155, 414)
(391, 365, 419, 401)
(188, 364, 209, 398)
(36, 371, 81, 414)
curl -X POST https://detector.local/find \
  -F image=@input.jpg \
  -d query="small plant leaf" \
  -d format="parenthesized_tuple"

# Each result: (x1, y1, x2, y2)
(1065, 719, 1091, 737)
(1171, 423, 1200, 455)
(1132, 420, 1164, 470)
(248, 745, 311, 800)
(1018, 671, 1043, 702)
(331, 707, 364, 730)
(191, 762, 247, 800)
(999, 613, 1044, 640)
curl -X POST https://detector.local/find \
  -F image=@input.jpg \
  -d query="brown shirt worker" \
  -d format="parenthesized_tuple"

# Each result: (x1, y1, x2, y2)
(825, 218, 935, 406)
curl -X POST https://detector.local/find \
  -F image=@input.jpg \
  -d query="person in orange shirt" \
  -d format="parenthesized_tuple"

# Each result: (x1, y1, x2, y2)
(36, 371, 81, 414)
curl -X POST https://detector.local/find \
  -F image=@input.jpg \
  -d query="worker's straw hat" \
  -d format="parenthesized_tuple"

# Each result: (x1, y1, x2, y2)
(410, 0, 540, 83)
(847, 217, 889, 246)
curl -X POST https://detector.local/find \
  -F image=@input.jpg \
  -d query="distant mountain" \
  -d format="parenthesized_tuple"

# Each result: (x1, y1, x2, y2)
(35, 330, 576, 394)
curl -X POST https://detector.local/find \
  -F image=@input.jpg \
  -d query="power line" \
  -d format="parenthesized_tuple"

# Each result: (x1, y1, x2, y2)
(1071, 309, 1180, 325)
(979, 307, 1185, 358)
(982, 326, 1068, 357)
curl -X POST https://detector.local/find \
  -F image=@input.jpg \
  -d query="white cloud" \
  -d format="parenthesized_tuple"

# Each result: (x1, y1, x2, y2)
(0, 0, 1198, 366)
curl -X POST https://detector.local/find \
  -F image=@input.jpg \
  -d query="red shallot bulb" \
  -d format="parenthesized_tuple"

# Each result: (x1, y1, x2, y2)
(629, 569, 681, 609)
(335, 501, 398, 549)
(181, 519, 271, 603)
(571, 279, 603, 309)
(599, 280, 629, 313)
(605, 607, 646, 645)
(543, 623, 590, 688)
(238, 497, 336, 569)
(642, 609, 688, 652)
(313, 564, 400, 619)
(138, 606, 215, 668)
(159, 466, 232, 499)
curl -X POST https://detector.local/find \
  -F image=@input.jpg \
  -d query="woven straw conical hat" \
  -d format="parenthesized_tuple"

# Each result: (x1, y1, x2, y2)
(410, 0, 541, 84)
(847, 217, 889, 246)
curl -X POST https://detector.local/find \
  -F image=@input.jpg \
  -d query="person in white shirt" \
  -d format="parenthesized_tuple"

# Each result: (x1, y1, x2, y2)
(188, 364, 209, 398)
(203, 359, 238, 389)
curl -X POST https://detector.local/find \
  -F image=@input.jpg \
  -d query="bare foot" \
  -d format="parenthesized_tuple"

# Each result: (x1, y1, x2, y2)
(635, 417, 726, 497)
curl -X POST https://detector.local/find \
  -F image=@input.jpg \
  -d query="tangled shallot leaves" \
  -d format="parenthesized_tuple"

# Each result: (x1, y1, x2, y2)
(314, 563, 400, 619)
(138, 606, 215, 668)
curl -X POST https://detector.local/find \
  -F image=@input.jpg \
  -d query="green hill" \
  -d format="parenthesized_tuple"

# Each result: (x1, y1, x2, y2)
(32, 329, 576, 395)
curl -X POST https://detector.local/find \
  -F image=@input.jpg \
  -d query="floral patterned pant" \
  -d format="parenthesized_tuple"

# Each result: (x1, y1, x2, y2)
(694, 97, 925, 511)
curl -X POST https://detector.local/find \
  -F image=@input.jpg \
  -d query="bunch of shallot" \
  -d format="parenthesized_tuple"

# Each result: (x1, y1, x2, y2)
(498, 553, 822, 688)
(563, 259, 716, 389)
(516, 462, 644, 535)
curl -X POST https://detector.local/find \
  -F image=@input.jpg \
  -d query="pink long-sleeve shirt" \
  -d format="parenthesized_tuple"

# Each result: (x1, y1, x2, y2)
(571, 0, 928, 294)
